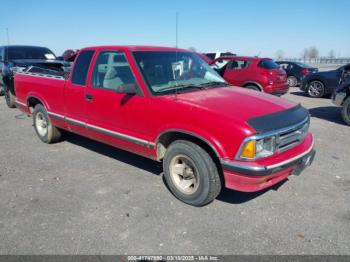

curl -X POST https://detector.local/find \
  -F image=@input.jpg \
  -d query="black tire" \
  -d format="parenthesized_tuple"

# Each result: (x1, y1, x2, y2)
(0, 86, 4, 96)
(33, 104, 61, 143)
(287, 76, 298, 87)
(4, 87, 16, 108)
(244, 85, 261, 91)
(341, 96, 350, 126)
(163, 140, 222, 206)
(307, 80, 325, 98)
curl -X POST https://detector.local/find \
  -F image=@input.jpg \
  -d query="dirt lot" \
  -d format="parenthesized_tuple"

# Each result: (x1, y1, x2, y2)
(0, 88, 349, 255)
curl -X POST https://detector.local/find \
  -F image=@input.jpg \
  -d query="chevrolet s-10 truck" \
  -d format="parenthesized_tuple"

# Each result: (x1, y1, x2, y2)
(14, 46, 315, 206)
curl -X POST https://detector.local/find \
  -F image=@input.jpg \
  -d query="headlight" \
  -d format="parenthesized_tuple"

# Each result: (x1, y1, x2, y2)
(238, 136, 276, 160)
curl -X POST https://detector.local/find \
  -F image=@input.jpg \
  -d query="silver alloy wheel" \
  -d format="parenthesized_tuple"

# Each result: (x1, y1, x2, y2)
(308, 81, 324, 97)
(169, 154, 199, 195)
(287, 76, 297, 87)
(35, 112, 48, 137)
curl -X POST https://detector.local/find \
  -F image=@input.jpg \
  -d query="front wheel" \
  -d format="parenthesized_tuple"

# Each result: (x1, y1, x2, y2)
(163, 140, 222, 206)
(341, 96, 350, 125)
(307, 80, 325, 98)
(33, 104, 61, 143)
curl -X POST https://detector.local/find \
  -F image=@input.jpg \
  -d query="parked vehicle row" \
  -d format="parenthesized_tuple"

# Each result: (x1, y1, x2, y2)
(210, 56, 289, 95)
(0, 45, 70, 108)
(12, 45, 315, 206)
(276, 61, 318, 87)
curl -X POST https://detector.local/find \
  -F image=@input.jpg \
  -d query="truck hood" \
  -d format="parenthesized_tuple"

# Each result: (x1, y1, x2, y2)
(173, 86, 297, 124)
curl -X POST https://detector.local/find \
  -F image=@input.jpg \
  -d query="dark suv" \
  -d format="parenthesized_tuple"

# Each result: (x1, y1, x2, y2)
(276, 61, 318, 87)
(0, 45, 70, 108)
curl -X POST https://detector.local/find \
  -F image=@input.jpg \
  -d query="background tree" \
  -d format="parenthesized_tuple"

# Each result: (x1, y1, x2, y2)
(302, 48, 310, 59)
(328, 49, 336, 58)
(308, 46, 319, 59)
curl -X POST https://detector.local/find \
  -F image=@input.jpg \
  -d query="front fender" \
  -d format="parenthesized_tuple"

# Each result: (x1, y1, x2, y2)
(155, 124, 229, 159)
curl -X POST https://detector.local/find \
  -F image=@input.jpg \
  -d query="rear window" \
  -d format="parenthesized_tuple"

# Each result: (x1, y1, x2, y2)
(294, 62, 314, 69)
(205, 53, 216, 60)
(258, 59, 280, 69)
(6, 46, 56, 60)
(220, 52, 235, 57)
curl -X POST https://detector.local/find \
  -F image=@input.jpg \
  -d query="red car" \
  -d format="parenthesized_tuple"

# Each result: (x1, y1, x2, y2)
(14, 46, 315, 206)
(210, 56, 289, 96)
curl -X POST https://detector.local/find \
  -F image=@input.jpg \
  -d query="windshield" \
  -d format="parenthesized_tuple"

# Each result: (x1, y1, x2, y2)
(294, 62, 314, 69)
(258, 59, 280, 69)
(7, 46, 56, 60)
(133, 51, 227, 95)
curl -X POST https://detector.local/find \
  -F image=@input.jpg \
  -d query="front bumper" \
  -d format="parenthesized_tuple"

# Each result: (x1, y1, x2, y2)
(221, 141, 315, 192)
(332, 92, 346, 106)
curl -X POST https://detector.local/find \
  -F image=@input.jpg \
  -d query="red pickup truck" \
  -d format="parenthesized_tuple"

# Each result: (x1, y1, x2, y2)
(14, 46, 315, 206)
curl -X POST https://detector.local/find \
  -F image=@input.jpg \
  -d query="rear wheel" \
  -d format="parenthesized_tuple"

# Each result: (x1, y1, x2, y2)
(307, 80, 325, 98)
(341, 96, 350, 125)
(4, 87, 16, 108)
(287, 76, 298, 87)
(0, 85, 4, 96)
(33, 104, 61, 143)
(163, 140, 222, 206)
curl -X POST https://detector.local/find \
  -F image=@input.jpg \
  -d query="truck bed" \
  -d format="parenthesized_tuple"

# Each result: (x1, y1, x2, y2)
(14, 71, 66, 116)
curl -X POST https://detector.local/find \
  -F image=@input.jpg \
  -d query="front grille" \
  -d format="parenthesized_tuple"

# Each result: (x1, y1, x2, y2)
(275, 119, 309, 152)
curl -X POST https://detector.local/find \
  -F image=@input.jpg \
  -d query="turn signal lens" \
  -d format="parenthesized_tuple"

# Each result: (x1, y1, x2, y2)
(241, 140, 256, 159)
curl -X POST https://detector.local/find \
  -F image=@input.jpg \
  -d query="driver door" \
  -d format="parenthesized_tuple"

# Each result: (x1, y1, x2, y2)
(84, 50, 153, 152)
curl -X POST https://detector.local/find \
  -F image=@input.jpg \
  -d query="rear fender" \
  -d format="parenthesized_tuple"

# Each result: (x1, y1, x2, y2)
(26, 93, 50, 112)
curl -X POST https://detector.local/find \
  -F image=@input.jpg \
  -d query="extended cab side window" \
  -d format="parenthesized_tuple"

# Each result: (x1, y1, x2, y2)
(71, 50, 95, 86)
(91, 51, 136, 91)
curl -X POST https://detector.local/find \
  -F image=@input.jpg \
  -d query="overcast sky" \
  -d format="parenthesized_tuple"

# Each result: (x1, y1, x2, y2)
(1, 0, 349, 58)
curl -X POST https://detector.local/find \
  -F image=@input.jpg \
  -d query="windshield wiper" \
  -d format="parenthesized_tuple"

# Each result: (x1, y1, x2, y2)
(156, 84, 205, 93)
(197, 81, 228, 88)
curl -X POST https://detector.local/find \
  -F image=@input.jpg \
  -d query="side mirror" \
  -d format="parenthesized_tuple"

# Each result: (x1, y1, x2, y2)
(115, 83, 138, 95)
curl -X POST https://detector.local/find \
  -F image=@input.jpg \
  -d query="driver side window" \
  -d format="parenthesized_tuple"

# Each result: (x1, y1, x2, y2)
(91, 51, 136, 91)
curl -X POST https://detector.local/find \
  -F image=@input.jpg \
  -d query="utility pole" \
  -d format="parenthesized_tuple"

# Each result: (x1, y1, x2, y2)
(6, 28, 10, 45)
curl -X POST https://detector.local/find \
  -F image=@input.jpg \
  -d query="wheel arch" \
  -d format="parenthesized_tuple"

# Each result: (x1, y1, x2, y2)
(241, 81, 263, 91)
(155, 129, 222, 162)
(307, 78, 325, 87)
(26, 95, 46, 113)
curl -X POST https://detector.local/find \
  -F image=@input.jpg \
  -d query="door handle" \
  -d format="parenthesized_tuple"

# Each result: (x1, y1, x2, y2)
(85, 94, 93, 101)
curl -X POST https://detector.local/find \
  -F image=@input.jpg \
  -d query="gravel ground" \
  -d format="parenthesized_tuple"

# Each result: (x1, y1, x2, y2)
(0, 88, 349, 255)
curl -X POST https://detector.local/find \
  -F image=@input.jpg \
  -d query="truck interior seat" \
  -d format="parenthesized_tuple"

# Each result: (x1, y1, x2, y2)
(103, 66, 123, 89)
